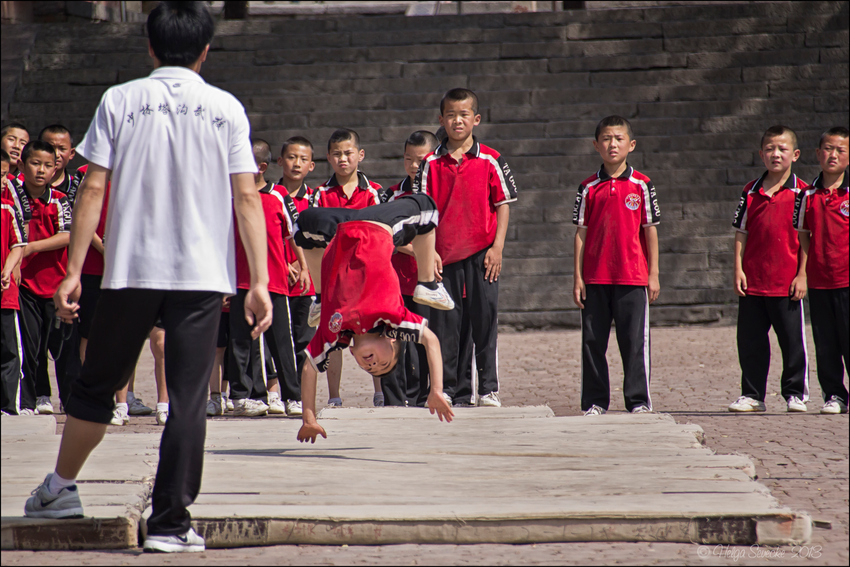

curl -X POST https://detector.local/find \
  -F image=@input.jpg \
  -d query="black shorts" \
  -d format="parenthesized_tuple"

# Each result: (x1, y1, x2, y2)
(293, 194, 438, 250)
(78, 274, 103, 339)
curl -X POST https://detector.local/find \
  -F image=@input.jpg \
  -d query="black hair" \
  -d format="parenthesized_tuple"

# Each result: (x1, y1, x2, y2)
(0, 149, 9, 163)
(327, 128, 360, 152)
(252, 139, 272, 166)
(819, 126, 850, 148)
(434, 126, 447, 142)
(21, 140, 56, 164)
(147, 1, 215, 67)
(38, 124, 74, 146)
(761, 125, 798, 150)
(404, 130, 438, 153)
(440, 88, 479, 115)
(1, 122, 29, 140)
(281, 136, 314, 157)
(595, 115, 634, 141)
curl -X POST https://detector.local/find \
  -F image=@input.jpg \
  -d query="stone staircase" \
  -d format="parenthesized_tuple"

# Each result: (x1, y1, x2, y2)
(2, 1, 848, 327)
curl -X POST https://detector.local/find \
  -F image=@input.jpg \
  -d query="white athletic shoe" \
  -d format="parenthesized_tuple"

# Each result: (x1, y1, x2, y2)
(110, 405, 129, 426)
(477, 392, 502, 407)
(156, 408, 169, 426)
(19, 408, 37, 416)
(583, 405, 606, 416)
(373, 392, 385, 407)
(285, 400, 303, 417)
(143, 527, 205, 553)
(232, 398, 269, 417)
(35, 396, 54, 415)
(223, 393, 234, 412)
(267, 393, 287, 415)
(327, 397, 343, 407)
(820, 396, 848, 414)
(728, 396, 766, 412)
(206, 394, 223, 417)
(308, 299, 321, 327)
(24, 474, 84, 519)
(128, 397, 153, 416)
(787, 396, 807, 413)
(631, 405, 651, 414)
(413, 282, 455, 311)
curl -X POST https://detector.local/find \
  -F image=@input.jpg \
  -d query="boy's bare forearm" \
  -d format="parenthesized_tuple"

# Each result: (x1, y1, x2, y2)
(492, 204, 510, 251)
(67, 165, 108, 277)
(796, 232, 810, 277)
(300, 362, 319, 424)
(421, 327, 444, 393)
(574, 228, 586, 281)
(28, 232, 71, 255)
(733, 232, 747, 273)
(2, 246, 23, 277)
(231, 172, 269, 287)
(644, 225, 659, 276)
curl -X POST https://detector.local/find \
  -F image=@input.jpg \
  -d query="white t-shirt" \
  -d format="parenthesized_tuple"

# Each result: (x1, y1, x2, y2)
(76, 66, 257, 294)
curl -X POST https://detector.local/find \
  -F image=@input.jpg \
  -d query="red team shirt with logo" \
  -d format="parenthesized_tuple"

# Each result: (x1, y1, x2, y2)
(384, 177, 418, 296)
(793, 169, 849, 289)
(279, 182, 315, 297)
(306, 221, 427, 372)
(19, 186, 72, 298)
(416, 138, 517, 266)
(732, 172, 807, 296)
(74, 165, 112, 276)
(234, 182, 296, 295)
(1, 197, 27, 310)
(573, 165, 661, 286)
(310, 172, 382, 210)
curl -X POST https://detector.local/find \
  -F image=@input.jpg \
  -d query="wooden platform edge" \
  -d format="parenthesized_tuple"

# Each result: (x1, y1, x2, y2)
(0, 515, 138, 550)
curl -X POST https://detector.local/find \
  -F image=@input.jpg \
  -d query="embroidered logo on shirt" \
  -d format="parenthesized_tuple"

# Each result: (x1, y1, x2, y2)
(840, 200, 849, 217)
(625, 193, 641, 211)
(329, 312, 343, 333)
(212, 117, 226, 130)
(176, 104, 189, 115)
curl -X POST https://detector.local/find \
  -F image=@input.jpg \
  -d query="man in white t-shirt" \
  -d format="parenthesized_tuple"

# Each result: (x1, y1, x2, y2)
(23, 2, 273, 553)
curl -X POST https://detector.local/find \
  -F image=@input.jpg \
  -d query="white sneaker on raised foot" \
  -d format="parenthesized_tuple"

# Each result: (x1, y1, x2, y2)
(206, 394, 223, 417)
(143, 527, 205, 553)
(24, 474, 84, 519)
(36, 396, 54, 415)
(232, 398, 269, 417)
(821, 396, 848, 414)
(110, 406, 129, 426)
(307, 299, 321, 327)
(285, 400, 303, 417)
(584, 405, 607, 416)
(267, 393, 287, 415)
(478, 392, 502, 407)
(413, 282, 455, 311)
(373, 392, 385, 407)
(156, 409, 169, 425)
(128, 397, 153, 416)
(728, 396, 766, 412)
(787, 396, 807, 412)
(631, 405, 651, 414)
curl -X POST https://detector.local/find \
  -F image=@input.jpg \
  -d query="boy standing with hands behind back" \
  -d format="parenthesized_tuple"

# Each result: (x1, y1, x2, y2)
(573, 116, 660, 416)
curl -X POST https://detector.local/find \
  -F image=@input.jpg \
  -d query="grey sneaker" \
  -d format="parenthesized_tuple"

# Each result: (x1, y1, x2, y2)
(787, 396, 807, 413)
(327, 397, 343, 407)
(413, 282, 455, 311)
(584, 405, 607, 416)
(207, 394, 223, 416)
(128, 397, 153, 415)
(728, 396, 766, 412)
(373, 392, 385, 407)
(232, 398, 269, 417)
(307, 299, 321, 327)
(820, 396, 848, 415)
(631, 405, 651, 414)
(478, 392, 502, 407)
(36, 396, 54, 415)
(24, 474, 84, 519)
(143, 527, 205, 553)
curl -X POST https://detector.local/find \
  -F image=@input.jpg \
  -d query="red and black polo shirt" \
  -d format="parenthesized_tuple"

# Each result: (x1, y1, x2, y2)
(1, 197, 27, 310)
(306, 221, 427, 372)
(19, 185, 72, 299)
(414, 136, 518, 266)
(73, 164, 112, 277)
(573, 164, 661, 286)
(277, 180, 316, 297)
(733, 171, 807, 296)
(793, 168, 849, 289)
(51, 168, 83, 208)
(235, 182, 298, 295)
(384, 177, 419, 296)
(310, 171, 382, 210)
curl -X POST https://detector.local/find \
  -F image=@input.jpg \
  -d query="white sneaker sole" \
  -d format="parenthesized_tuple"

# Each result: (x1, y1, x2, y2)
(267, 406, 287, 415)
(143, 540, 205, 553)
(412, 292, 455, 311)
(25, 506, 84, 519)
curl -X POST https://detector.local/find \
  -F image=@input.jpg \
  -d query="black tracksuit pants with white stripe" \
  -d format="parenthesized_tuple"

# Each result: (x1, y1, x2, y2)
(1, 309, 23, 414)
(808, 288, 849, 404)
(737, 295, 808, 402)
(228, 289, 268, 401)
(263, 292, 300, 401)
(581, 284, 651, 412)
(428, 246, 499, 401)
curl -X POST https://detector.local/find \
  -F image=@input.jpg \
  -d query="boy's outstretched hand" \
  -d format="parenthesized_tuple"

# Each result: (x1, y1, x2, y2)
(426, 391, 454, 423)
(297, 421, 327, 443)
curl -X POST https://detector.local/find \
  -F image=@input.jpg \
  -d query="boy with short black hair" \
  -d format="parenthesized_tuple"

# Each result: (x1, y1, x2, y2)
(39, 125, 80, 205)
(15, 140, 73, 415)
(415, 88, 518, 408)
(573, 115, 660, 416)
(292, 194, 455, 443)
(793, 126, 849, 414)
(310, 128, 383, 407)
(1, 123, 29, 182)
(729, 125, 810, 413)
(1, 149, 27, 415)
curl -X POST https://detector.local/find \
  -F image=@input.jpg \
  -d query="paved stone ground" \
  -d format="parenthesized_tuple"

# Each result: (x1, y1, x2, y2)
(2, 325, 847, 565)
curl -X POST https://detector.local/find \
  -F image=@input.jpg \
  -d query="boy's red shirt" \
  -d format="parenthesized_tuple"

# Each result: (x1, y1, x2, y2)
(794, 168, 849, 289)
(310, 171, 381, 210)
(19, 185, 72, 299)
(234, 182, 297, 295)
(415, 137, 518, 266)
(573, 165, 661, 286)
(1, 197, 27, 310)
(306, 221, 427, 372)
(73, 164, 112, 277)
(384, 177, 418, 296)
(733, 172, 807, 296)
